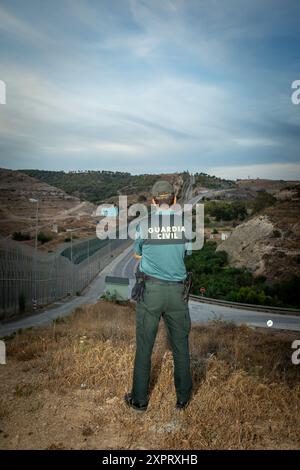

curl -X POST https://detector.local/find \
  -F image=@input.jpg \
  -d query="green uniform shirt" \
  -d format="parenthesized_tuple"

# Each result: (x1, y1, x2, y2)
(134, 209, 192, 282)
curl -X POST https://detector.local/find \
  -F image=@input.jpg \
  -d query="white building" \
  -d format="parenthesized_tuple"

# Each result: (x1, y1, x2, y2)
(221, 231, 231, 241)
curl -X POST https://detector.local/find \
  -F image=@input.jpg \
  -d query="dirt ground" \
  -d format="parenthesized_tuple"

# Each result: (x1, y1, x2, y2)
(0, 301, 299, 450)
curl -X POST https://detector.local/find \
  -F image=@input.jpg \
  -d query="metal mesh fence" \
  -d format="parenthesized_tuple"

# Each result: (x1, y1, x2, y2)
(0, 236, 129, 319)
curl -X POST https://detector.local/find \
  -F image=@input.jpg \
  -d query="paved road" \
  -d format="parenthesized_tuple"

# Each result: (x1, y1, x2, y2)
(2, 241, 299, 337)
(109, 248, 300, 331)
(1, 187, 299, 337)
(0, 245, 134, 338)
(189, 300, 300, 331)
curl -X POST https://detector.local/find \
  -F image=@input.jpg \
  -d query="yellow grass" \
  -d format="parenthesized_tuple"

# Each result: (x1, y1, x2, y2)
(0, 301, 299, 450)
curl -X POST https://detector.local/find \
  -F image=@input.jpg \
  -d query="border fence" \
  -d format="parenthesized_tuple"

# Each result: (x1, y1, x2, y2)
(0, 236, 129, 319)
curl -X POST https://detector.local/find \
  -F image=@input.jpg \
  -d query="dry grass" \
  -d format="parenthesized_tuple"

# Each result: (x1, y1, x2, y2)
(0, 301, 299, 450)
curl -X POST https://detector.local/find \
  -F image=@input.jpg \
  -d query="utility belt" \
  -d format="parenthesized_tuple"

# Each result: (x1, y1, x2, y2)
(144, 274, 184, 284)
(131, 267, 192, 303)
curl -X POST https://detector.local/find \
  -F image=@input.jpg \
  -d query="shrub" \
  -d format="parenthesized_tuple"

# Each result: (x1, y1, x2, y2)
(251, 192, 276, 213)
(272, 229, 281, 238)
(37, 232, 53, 244)
(272, 275, 300, 308)
(13, 232, 31, 241)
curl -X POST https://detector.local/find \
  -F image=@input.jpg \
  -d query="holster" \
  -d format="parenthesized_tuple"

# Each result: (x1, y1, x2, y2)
(131, 266, 146, 302)
(183, 271, 193, 302)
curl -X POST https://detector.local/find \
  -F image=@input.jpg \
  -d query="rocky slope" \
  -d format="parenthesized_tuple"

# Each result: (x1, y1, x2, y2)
(0, 168, 96, 247)
(216, 196, 300, 284)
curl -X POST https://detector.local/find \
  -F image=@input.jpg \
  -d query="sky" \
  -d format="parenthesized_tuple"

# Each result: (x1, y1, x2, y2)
(0, 0, 299, 179)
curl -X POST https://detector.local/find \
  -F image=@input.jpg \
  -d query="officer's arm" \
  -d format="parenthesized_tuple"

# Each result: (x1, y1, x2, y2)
(133, 222, 143, 260)
(185, 241, 193, 256)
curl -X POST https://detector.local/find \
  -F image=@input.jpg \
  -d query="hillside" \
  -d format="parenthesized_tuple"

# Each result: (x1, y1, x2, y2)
(20, 170, 237, 205)
(20, 169, 191, 205)
(236, 178, 299, 193)
(216, 194, 300, 284)
(193, 172, 235, 191)
(1, 300, 299, 450)
(0, 168, 96, 249)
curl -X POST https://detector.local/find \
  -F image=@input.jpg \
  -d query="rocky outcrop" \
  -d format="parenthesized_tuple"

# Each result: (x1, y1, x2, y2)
(216, 199, 300, 284)
(0, 168, 96, 241)
(216, 215, 274, 275)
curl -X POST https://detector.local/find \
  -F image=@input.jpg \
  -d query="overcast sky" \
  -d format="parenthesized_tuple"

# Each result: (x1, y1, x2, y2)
(0, 0, 299, 179)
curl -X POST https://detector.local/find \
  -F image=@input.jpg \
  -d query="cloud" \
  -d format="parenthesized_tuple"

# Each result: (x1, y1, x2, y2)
(207, 163, 300, 180)
(233, 138, 279, 148)
(0, 0, 299, 177)
(45, 141, 141, 155)
(0, 4, 51, 46)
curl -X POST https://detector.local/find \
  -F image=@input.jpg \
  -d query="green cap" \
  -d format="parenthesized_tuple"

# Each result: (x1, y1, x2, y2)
(151, 180, 174, 198)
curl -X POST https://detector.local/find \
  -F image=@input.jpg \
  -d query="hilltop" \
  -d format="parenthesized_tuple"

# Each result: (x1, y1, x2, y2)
(0, 300, 299, 450)
(20, 169, 235, 205)
(20, 169, 189, 204)
(0, 168, 96, 249)
(236, 178, 300, 192)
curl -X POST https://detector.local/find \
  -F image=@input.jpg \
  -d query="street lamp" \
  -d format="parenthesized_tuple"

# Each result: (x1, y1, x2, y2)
(29, 198, 39, 309)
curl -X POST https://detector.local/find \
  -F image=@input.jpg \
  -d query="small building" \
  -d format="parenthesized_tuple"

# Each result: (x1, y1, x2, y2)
(221, 231, 231, 241)
(105, 275, 129, 301)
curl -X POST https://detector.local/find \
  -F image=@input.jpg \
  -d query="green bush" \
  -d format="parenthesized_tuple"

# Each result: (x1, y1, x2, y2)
(37, 232, 53, 244)
(13, 232, 31, 241)
(272, 229, 281, 238)
(185, 241, 300, 308)
(271, 276, 300, 308)
(205, 200, 247, 222)
(251, 191, 276, 214)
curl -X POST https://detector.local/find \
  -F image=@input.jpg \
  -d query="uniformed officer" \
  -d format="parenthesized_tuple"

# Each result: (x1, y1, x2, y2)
(125, 180, 193, 412)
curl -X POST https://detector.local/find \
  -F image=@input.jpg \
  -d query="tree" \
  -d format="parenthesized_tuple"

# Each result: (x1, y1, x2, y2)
(252, 192, 276, 213)
(37, 232, 53, 244)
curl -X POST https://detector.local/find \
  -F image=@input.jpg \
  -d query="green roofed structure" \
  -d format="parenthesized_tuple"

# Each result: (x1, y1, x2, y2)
(105, 276, 130, 301)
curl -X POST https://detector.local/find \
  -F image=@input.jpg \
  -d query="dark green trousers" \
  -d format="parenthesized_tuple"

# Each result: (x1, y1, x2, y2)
(131, 279, 192, 405)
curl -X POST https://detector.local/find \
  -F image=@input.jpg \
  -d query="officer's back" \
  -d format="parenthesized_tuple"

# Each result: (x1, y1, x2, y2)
(125, 180, 193, 412)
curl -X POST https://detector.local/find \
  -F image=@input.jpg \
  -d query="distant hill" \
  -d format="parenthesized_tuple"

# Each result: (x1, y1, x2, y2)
(236, 178, 299, 193)
(20, 169, 188, 204)
(20, 169, 235, 204)
(0, 168, 96, 248)
(193, 172, 235, 190)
